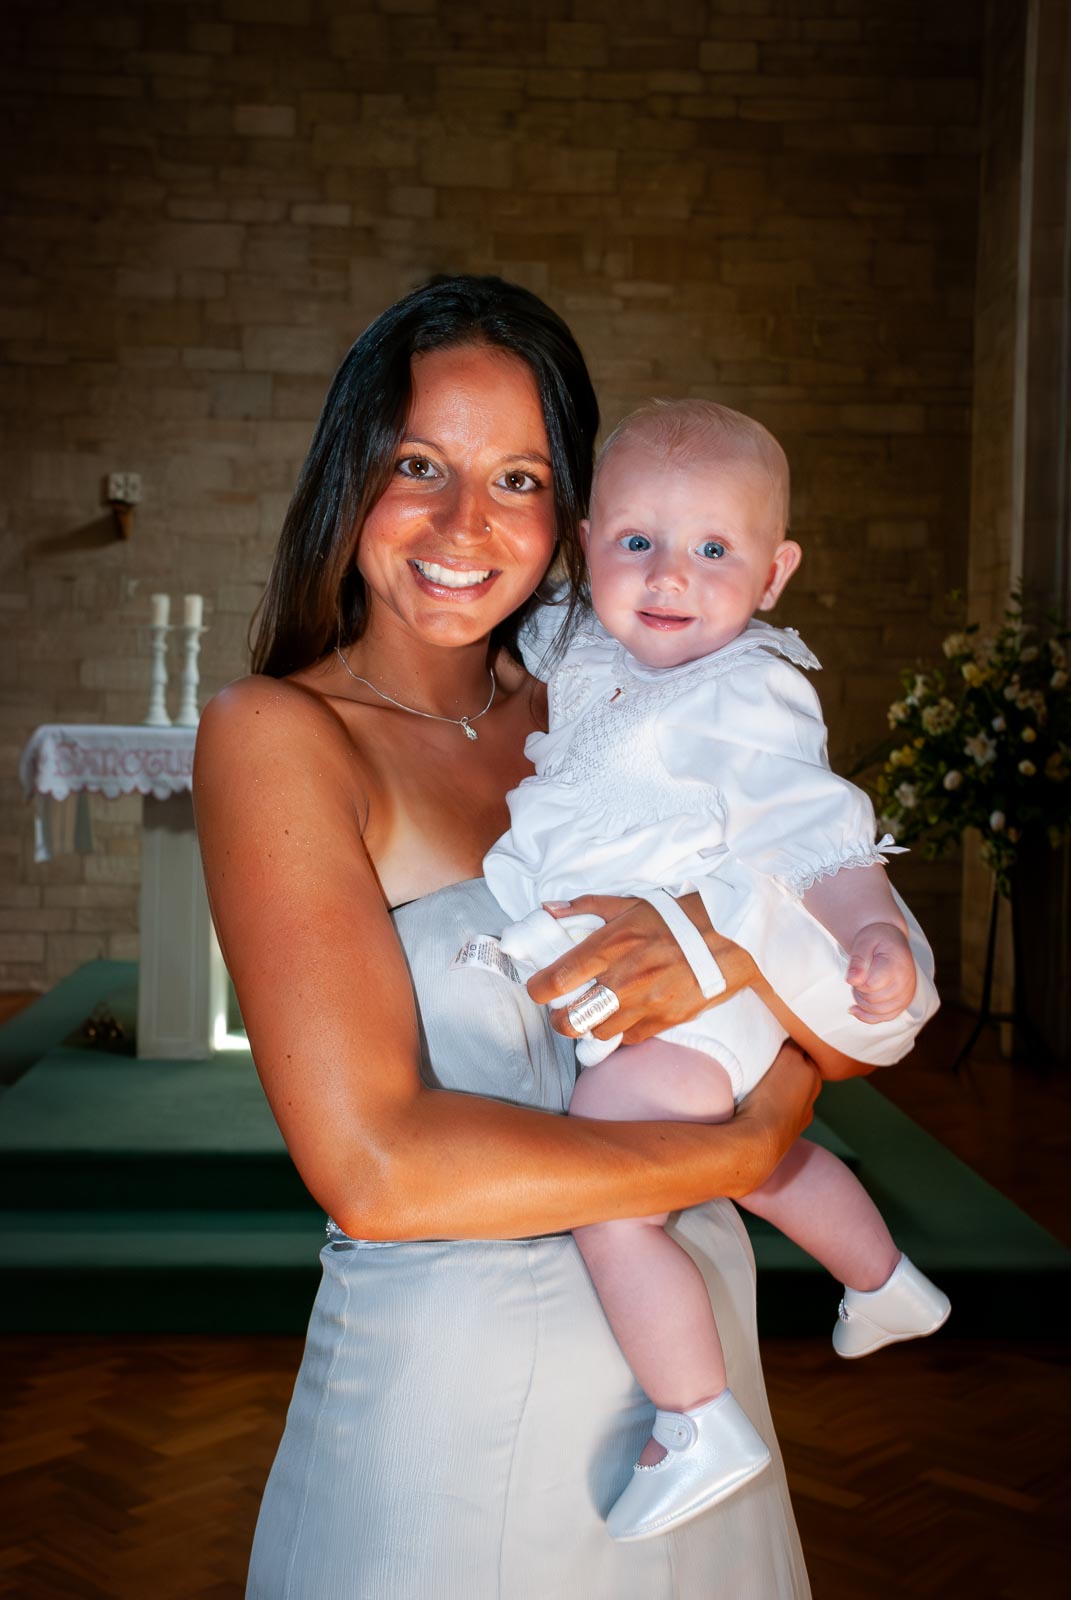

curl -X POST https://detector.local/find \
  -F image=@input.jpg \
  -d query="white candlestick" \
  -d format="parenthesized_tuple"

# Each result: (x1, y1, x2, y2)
(176, 624, 206, 727)
(150, 593, 170, 628)
(144, 625, 172, 727)
(183, 593, 204, 629)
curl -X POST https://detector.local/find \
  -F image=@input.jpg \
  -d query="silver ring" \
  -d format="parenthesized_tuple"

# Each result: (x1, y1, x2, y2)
(566, 983, 620, 1034)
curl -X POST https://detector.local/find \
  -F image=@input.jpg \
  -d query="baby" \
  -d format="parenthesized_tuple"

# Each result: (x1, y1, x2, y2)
(470, 399, 949, 1543)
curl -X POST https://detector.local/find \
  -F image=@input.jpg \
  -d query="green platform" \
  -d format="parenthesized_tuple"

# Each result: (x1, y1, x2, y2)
(1, 961, 1066, 1335)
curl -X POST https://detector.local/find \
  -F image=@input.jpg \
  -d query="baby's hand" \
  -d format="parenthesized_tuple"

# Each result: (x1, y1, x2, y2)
(846, 922, 917, 1022)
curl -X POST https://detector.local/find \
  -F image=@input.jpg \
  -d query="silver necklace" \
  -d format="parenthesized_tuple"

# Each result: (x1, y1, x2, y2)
(335, 647, 496, 741)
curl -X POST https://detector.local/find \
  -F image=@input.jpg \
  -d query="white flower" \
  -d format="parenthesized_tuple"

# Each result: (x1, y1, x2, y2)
(894, 782, 918, 809)
(887, 700, 910, 727)
(990, 810, 1006, 832)
(912, 674, 930, 700)
(1020, 645, 1039, 663)
(1018, 759, 1037, 777)
(921, 698, 957, 735)
(1004, 678, 1021, 701)
(942, 769, 963, 790)
(1021, 725, 1037, 743)
(991, 714, 1006, 732)
(965, 732, 997, 766)
(876, 815, 902, 840)
(1049, 639, 1066, 667)
(1052, 669, 1068, 690)
(942, 632, 970, 658)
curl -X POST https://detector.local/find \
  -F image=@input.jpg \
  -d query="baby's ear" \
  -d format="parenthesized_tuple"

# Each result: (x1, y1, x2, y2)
(579, 518, 591, 550)
(758, 539, 802, 611)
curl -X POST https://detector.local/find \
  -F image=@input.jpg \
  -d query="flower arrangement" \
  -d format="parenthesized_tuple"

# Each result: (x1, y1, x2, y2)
(872, 595, 1071, 895)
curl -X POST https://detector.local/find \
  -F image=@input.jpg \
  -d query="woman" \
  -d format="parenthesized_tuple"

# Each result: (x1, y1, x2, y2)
(195, 276, 908, 1597)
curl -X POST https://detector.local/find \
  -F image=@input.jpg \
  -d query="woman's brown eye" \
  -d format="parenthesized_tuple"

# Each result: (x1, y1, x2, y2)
(498, 470, 538, 492)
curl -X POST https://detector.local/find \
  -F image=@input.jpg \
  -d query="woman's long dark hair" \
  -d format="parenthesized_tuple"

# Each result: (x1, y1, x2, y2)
(251, 275, 599, 677)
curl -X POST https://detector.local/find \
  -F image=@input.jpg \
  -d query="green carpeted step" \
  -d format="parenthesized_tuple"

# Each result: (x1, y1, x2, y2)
(0, 1209, 326, 1335)
(0, 960, 136, 1089)
(0, 1046, 317, 1211)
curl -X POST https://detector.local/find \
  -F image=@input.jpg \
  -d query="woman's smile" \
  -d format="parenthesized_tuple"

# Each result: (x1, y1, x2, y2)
(410, 557, 499, 596)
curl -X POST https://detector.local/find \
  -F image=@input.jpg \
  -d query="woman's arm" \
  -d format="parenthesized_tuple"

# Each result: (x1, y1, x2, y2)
(194, 679, 819, 1242)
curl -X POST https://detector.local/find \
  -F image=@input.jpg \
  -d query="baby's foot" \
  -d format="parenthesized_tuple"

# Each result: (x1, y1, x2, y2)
(636, 1437, 667, 1468)
(834, 1254, 950, 1358)
(606, 1391, 770, 1541)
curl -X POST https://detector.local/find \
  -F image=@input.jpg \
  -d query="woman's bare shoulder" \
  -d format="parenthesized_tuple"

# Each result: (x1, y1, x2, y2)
(195, 673, 372, 822)
(199, 671, 339, 736)
(197, 672, 362, 768)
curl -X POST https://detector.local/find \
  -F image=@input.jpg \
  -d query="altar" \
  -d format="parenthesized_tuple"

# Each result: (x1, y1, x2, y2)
(19, 724, 229, 1060)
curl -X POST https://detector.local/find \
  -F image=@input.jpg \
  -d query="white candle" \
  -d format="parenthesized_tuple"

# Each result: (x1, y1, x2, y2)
(150, 593, 170, 627)
(183, 593, 204, 629)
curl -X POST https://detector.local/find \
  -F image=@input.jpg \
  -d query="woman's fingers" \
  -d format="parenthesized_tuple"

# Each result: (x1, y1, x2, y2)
(543, 894, 640, 924)
(530, 895, 717, 1044)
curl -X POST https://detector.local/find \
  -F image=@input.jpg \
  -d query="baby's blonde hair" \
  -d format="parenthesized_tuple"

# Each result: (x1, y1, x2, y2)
(593, 398, 790, 535)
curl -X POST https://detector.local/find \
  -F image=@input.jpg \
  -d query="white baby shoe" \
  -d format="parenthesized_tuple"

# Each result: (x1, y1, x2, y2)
(833, 1254, 951, 1359)
(605, 1390, 771, 1542)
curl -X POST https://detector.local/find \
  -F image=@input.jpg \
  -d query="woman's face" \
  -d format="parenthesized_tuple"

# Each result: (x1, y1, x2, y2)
(356, 342, 557, 649)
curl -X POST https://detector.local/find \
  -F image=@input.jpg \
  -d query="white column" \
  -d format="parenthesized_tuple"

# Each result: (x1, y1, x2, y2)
(137, 792, 229, 1060)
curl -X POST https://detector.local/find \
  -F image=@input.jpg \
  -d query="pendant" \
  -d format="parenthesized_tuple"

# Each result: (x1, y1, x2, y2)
(461, 719, 478, 740)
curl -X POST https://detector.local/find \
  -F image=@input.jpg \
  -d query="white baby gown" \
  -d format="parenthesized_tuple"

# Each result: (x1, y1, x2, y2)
(486, 613, 938, 1081)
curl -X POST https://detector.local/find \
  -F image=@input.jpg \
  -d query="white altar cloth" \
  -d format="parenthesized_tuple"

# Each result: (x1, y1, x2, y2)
(19, 724, 196, 862)
(19, 724, 227, 1061)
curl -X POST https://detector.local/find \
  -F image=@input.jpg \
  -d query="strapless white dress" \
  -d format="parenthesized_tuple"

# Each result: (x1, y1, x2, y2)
(246, 878, 810, 1598)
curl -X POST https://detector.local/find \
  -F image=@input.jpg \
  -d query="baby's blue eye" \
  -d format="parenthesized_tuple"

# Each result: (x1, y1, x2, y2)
(698, 540, 726, 560)
(620, 534, 651, 553)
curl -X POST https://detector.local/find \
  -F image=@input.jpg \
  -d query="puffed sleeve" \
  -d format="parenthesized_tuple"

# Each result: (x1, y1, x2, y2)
(690, 856, 938, 1064)
(656, 653, 938, 1063)
(658, 655, 895, 896)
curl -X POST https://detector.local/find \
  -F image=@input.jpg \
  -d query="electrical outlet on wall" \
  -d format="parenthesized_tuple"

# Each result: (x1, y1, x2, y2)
(107, 472, 142, 505)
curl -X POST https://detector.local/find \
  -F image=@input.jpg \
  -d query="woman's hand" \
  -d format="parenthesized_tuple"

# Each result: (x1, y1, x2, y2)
(527, 892, 756, 1044)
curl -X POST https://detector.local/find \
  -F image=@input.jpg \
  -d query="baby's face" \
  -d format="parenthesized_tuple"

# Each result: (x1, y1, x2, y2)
(581, 443, 800, 668)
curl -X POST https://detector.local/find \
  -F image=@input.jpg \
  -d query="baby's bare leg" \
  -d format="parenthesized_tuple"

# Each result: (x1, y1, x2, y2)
(569, 1039, 736, 1464)
(739, 1139, 900, 1291)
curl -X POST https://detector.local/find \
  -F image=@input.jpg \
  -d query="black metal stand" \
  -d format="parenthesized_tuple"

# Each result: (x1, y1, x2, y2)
(952, 876, 1049, 1069)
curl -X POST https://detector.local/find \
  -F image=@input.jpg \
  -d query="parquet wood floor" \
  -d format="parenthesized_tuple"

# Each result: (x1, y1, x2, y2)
(1, 1332, 1067, 1599)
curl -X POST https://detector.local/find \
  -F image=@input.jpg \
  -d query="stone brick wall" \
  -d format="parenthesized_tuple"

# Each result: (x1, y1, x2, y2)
(1, 0, 981, 994)
(961, 0, 1027, 1013)
(963, 0, 1071, 1052)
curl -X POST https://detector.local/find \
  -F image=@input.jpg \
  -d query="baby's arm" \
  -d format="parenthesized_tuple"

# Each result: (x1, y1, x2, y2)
(802, 864, 916, 1023)
(656, 653, 938, 1057)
